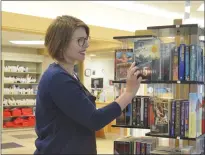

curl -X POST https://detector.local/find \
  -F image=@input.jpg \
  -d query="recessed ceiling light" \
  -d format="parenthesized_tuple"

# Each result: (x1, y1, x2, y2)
(197, 3, 204, 11)
(10, 40, 44, 45)
(90, 54, 96, 57)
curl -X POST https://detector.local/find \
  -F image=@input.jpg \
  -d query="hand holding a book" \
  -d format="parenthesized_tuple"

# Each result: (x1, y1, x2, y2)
(115, 62, 142, 111)
(126, 62, 142, 97)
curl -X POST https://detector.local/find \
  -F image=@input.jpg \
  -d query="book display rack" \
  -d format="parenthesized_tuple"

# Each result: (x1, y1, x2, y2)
(112, 24, 205, 154)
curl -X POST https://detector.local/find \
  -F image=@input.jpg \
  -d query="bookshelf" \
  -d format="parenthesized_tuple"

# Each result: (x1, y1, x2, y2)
(112, 24, 205, 154)
(1, 52, 44, 130)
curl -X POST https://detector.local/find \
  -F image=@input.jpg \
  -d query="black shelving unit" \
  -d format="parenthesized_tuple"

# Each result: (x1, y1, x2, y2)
(145, 132, 205, 141)
(113, 35, 157, 42)
(111, 125, 150, 129)
(112, 23, 205, 154)
(112, 80, 204, 85)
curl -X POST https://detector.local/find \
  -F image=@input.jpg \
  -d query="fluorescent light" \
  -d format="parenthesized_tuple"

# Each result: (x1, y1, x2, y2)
(185, 6, 190, 13)
(197, 3, 204, 11)
(90, 54, 96, 57)
(199, 36, 204, 41)
(10, 40, 44, 45)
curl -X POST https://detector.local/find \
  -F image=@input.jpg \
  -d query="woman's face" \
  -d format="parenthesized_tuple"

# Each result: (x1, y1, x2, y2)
(63, 27, 89, 63)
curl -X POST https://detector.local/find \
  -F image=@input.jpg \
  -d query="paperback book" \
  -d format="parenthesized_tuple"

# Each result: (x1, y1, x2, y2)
(115, 49, 134, 80)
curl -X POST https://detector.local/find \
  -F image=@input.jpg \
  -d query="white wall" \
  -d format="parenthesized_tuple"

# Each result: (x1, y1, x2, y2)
(84, 56, 115, 89)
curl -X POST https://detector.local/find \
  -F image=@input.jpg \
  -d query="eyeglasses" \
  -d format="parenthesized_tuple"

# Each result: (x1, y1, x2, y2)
(74, 36, 90, 47)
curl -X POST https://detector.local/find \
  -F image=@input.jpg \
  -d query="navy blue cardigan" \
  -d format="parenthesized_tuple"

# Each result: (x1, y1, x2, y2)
(34, 63, 122, 154)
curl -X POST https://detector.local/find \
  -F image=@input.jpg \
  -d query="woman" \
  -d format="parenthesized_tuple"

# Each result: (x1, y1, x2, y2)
(34, 15, 142, 154)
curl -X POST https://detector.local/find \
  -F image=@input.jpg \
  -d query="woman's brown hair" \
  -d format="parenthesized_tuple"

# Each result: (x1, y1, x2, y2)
(44, 15, 90, 61)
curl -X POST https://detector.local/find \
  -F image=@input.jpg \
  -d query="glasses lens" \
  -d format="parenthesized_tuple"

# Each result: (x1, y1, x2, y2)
(78, 38, 85, 47)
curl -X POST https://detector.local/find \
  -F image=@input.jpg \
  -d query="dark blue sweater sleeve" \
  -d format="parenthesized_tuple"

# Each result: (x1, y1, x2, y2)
(49, 73, 122, 131)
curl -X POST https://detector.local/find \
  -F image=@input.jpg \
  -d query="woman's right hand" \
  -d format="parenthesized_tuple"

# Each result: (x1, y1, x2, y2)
(115, 62, 142, 111)
(125, 62, 142, 98)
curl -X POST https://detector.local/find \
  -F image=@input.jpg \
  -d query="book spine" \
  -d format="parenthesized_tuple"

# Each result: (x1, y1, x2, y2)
(181, 101, 185, 137)
(136, 142, 141, 155)
(185, 45, 190, 81)
(144, 97, 148, 128)
(132, 98, 137, 126)
(169, 43, 175, 80)
(203, 50, 205, 82)
(173, 46, 179, 80)
(141, 143, 146, 155)
(175, 100, 181, 136)
(149, 100, 155, 131)
(140, 97, 144, 127)
(197, 47, 203, 82)
(146, 143, 151, 155)
(170, 100, 176, 136)
(179, 44, 185, 80)
(137, 97, 141, 126)
(202, 99, 205, 134)
(160, 43, 164, 80)
(185, 101, 189, 133)
(190, 45, 197, 81)
(148, 98, 150, 128)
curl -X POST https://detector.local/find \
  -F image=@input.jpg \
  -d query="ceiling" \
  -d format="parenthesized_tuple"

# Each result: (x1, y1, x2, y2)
(2, 31, 45, 48)
(2, 1, 204, 58)
(2, 1, 204, 31)
(135, 1, 204, 18)
(1, 30, 116, 58)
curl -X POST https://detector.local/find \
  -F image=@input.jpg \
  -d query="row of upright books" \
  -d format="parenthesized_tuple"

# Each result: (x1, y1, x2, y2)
(114, 136, 158, 154)
(114, 136, 205, 154)
(116, 94, 205, 138)
(114, 40, 205, 82)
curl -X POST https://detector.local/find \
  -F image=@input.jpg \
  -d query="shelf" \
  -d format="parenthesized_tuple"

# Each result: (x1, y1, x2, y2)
(4, 105, 35, 108)
(113, 35, 157, 42)
(4, 72, 41, 74)
(112, 125, 150, 129)
(147, 24, 199, 30)
(3, 127, 35, 131)
(4, 83, 38, 85)
(4, 115, 35, 119)
(4, 94, 36, 96)
(145, 132, 205, 140)
(112, 80, 204, 85)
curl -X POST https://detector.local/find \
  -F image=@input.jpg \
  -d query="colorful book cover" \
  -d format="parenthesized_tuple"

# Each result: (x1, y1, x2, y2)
(185, 45, 190, 81)
(190, 45, 197, 81)
(150, 98, 171, 135)
(173, 46, 179, 80)
(196, 93, 203, 137)
(115, 49, 134, 80)
(189, 93, 198, 138)
(134, 39, 161, 80)
(179, 44, 185, 81)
